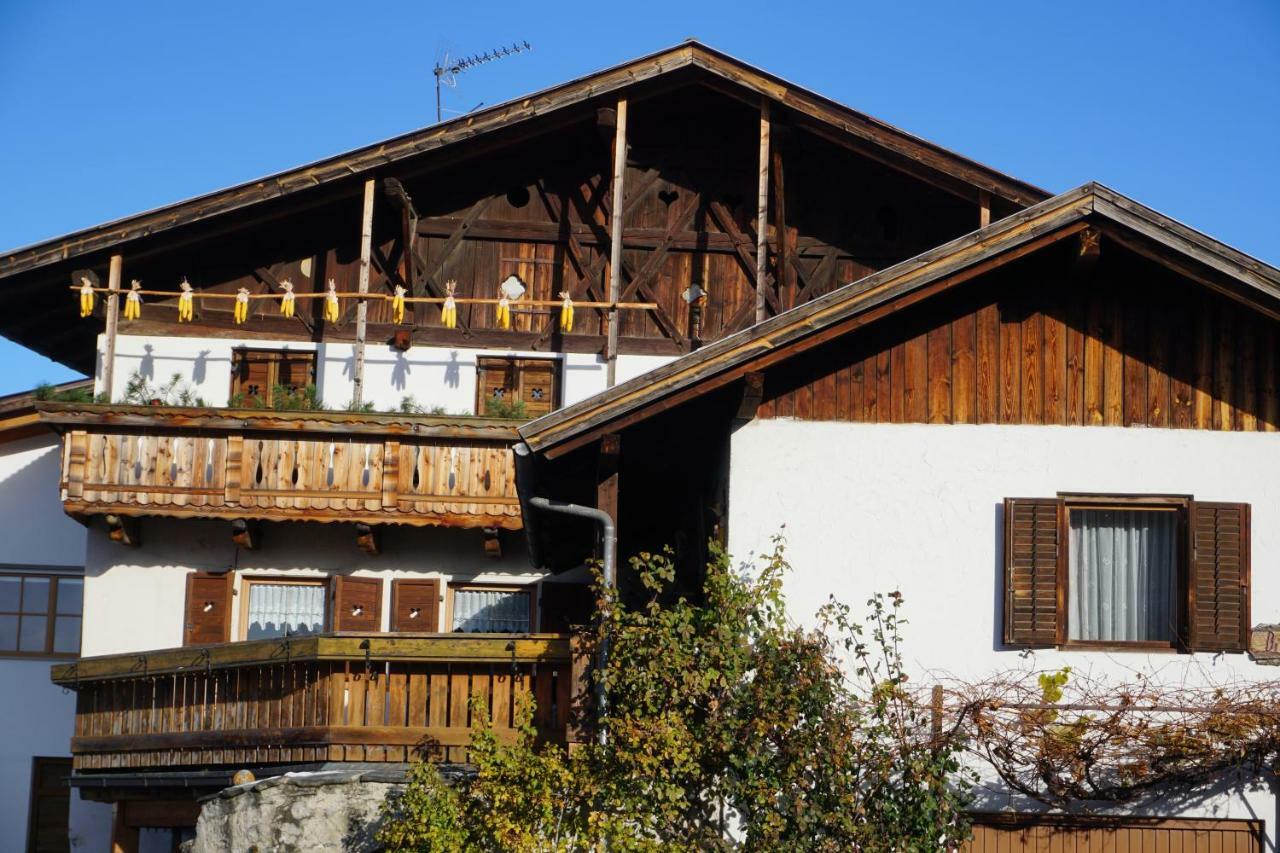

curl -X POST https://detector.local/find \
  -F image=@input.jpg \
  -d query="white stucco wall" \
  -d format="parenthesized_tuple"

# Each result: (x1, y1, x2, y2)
(81, 517, 565, 657)
(96, 333, 673, 414)
(0, 434, 110, 851)
(728, 420, 1280, 835)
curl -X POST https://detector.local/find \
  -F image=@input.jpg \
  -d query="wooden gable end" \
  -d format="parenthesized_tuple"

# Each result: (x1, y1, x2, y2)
(755, 235, 1280, 431)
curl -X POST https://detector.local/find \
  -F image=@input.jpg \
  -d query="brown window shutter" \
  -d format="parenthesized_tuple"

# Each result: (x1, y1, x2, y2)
(391, 579, 440, 632)
(539, 583, 595, 633)
(332, 576, 383, 632)
(184, 571, 234, 646)
(1003, 498, 1061, 648)
(1188, 502, 1250, 652)
(518, 360, 558, 418)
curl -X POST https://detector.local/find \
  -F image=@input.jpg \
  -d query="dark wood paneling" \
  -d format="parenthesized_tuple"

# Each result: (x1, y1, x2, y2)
(759, 244, 1280, 432)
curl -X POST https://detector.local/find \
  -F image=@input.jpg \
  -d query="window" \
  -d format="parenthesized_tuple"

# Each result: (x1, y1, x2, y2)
(1068, 507, 1176, 643)
(1003, 495, 1250, 652)
(476, 357, 560, 418)
(0, 572, 82, 657)
(241, 578, 326, 640)
(450, 585, 534, 633)
(230, 348, 316, 408)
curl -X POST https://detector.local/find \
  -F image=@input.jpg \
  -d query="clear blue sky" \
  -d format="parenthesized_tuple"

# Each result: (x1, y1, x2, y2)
(1, 0, 1277, 395)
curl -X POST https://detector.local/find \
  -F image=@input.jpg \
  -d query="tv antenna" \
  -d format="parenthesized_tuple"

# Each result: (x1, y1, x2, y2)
(434, 41, 532, 123)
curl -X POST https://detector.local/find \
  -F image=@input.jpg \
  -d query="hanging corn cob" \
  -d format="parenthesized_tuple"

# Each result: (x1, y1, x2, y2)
(279, 280, 295, 318)
(441, 280, 458, 329)
(392, 284, 406, 324)
(177, 279, 194, 323)
(78, 277, 96, 318)
(123, 280, 143, 321)
(495, 294, 511, 330)
(559, 290, 574, 333)
(324, 279, 340, 323)
(233, 287, 250, 324)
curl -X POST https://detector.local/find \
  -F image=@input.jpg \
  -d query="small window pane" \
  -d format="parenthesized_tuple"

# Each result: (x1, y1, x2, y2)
(55, 579, 83, 616)
(19, 616, 47, 652)
(0, 578, 19, 612)
(21, 578, 49, 613)
(1068, 509, 1177, 643)
(452, 589, 530, 633)
(246, 583, 326, 640)
(53, 616, 81, 655)
(0, 615, 17, 651)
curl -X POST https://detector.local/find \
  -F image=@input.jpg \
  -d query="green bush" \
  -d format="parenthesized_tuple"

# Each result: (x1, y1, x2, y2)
(378, 541, 973, 851)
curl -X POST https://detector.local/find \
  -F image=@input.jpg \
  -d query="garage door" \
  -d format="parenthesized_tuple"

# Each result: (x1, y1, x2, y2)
(966, 815, 1263, 852)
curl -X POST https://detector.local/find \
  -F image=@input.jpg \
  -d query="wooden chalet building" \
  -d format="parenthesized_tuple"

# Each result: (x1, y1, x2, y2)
(0, 39, 1272, 850)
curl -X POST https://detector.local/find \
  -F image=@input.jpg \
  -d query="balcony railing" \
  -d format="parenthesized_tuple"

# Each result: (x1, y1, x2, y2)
(51, 633, 579, 772)
(39, 403, 524, 530)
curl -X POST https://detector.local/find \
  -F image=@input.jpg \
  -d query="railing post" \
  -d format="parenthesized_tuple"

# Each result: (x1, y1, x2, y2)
(66, 430, 88, 500)
(224, 435, 243, 504)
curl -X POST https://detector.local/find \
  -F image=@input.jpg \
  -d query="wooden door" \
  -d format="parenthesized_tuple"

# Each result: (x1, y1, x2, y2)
(26, 757, 71, 853)
(965, 815, 1263, 852)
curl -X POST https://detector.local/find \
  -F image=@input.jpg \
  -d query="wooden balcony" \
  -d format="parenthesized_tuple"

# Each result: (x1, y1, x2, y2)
(51, 633, 578, 772)
(39, 403, 524, 530)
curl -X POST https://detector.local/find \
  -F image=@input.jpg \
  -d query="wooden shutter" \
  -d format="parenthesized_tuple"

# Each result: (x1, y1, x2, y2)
(477, 357, 517, 415)
(1003, 498, 1061, 648)
(184, 571, 233, 646)
(1188, 502, 1250, 652)
(391, 579, 440, 632)
(539, 583, 595, 633)
(518, 359, 558, 417)
(332, 576, 383, 632)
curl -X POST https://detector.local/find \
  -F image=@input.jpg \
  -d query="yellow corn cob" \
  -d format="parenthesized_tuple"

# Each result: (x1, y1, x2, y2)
(78, 279, 95, 318)
(233, 288, 249, 324)
(559, 291, 574, 333)
(280, 280, 295, 319)
(324, 280, 339, 323)
(495, 296, 511, 330)
(123, 281, 142, 321)
(392, 285, 406, 324)
(441, 280, 458, 329)
(178, 291, 193, 323)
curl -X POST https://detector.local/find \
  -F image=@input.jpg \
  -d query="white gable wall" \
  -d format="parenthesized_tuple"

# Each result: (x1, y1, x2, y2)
(95, 333, 674, 414)
(0, 434, 111, 852)
(728, 420, 1280, 836)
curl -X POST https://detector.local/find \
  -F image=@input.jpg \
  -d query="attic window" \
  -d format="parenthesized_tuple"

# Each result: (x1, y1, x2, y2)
(506, 187, 531, 209)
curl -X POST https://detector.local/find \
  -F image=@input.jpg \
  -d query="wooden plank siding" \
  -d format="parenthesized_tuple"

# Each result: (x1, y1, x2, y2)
(965, 815, 1263, 853)
(756, 243, 1280, 431)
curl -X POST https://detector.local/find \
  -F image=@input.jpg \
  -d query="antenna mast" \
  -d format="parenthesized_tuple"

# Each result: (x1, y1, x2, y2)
(434, 41, 533, 123)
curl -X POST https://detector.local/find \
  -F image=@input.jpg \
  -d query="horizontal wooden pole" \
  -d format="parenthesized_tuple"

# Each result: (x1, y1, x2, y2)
(68, 285, 657, 310)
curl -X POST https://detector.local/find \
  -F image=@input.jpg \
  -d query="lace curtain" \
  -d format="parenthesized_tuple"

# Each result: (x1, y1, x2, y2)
(452, 589, 530, 633)
(1068, 509, 1176, 642)
(246, 583, 326, 640)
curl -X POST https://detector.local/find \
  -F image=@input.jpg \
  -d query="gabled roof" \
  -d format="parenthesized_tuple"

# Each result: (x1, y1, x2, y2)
(0, 41, 1046, 281)
(518, 183, 1280, 457)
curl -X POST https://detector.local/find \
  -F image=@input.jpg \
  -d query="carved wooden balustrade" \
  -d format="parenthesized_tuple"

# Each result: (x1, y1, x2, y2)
(39, 403, 524, 529)
(51, 633, 579, 771)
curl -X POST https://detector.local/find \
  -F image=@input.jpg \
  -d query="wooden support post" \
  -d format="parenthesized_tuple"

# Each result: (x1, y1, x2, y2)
(978, 189, 992, 229)
(772, 143, 790, 310)
(101, 254, 123, 402)
(104, 514, 140, 548)
(735, 371, 766, 425)
(355, 523, 381, 556)
(353, 178, 376, 405)
(596, 433, 621, 534)
(481, 527, 502, 559)
(231, 519, 261, 551)
(606, 97, 628, 387)
(755, 99, 771, 325)
(110, 802, 139, 853)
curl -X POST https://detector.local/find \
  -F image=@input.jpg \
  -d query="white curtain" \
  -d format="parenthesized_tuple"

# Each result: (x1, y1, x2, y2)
(452, 589, 530, 633)
(1069, 509, 1176, 642)
(246, 583, 326, 640)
